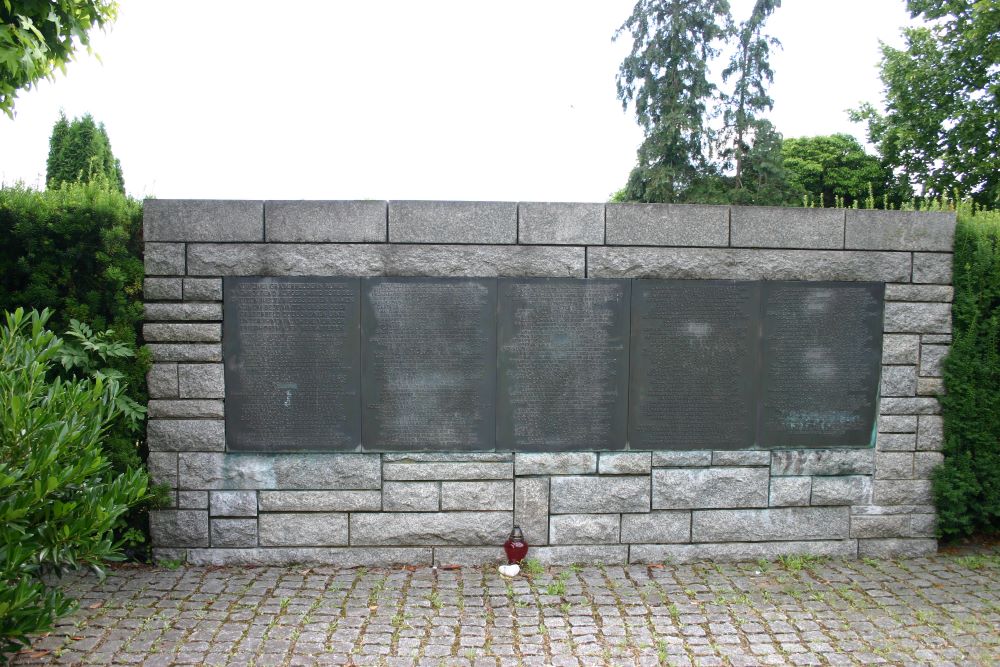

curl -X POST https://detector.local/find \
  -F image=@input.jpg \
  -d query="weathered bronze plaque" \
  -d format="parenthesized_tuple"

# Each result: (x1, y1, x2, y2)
(629, 280, 760, 450)
(497, 278, 629, 451)
(759, 281, 884, 447)
(224, 277, 361, 452)
(361, 278, 496, 451)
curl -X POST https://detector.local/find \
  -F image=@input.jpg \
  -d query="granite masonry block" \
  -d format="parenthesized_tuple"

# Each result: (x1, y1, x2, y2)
(858, 538, 936, 558)
(884, 302, 952, 334)
(711, 451, 771, 466)
(605, 204, 729, 246)
(517, 202, 604, 245)
(148, 343, 222, 362)
(259, 513, 348, 546)
(881, 397, 941, 415)
(630, 539, 858, 564)
(145, 243, 185, 275)
(852, 504, 935, 516)
(515, 453, 596, 475)
(692, 507, 850, 542)
(147, 452, 178, 488)
(880, 365, 917, 397)
(809, 476, 873, 505)
(183, 278, 223, 301)
(876, 452, 915, 479)
(910, 513, 937, 537)
(177, 490, 208, 509)
(143, 323, 221, 342)
(876, 432, 918, 452)
(917, 377, 945, 395)
(383, 462, 513, 481)
(178, 453, 381, 490)
(731, 206, 844, 249)
(265, 200, 387, 242)
(514, 477, 549, 546)
(144, 199, 263, 242)
(549, 476, 650, 514)
(150, 510, 209, 547)
(653, 468, 769, 509)
(186, 243, 585, 277)
(349, 512, 512, 546)
(878, 416, 918, 433)
(922, 334, 952, 344)
(912, 253, 952, 284)
(210, 518, 257, 548)
(177, 363, 225, 398)
(144, 303, 222, 322)
(769, 477, 811, 507)
(620, 511, 690, 543)
(382, 482, 440, 511)
(845, 210, 955, 251)
(771, 450, 874, 476)
(530, 546, 628, 566)
(652, 451, 713, 467)
(914, 452, 945, 477)
(598, 452, 652, 475)
(382, 453, 512, 463)
(917, 415, 944, 451)
(441, 481, 513, 511)
(185, 547, 433, 567)
(587, 247, 911, 282)
(209, 491, 257, 517)
(258, 490, 382, 512)
(147, 399, 225, 419)
(388, 201, 517, 244)
(874, 480, 934, 505)
(549, 514, 620, 545)
(920, 345, 948, 376)
(146, 363, 178, 398)
(882, 335, 920, 365)
(850, 515, 911, 539)
(144, 277, 183, 301)
(147, 420, 225, 452)
(885, 284, 954, 302)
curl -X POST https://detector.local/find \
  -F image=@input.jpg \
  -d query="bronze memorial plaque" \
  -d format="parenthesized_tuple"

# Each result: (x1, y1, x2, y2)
(223, 276, 361, 452)
(361, 277, 497, 451)
(629, 280, 760, 450)
(759, 281, 884, 448)
(497, 278, 629, 451)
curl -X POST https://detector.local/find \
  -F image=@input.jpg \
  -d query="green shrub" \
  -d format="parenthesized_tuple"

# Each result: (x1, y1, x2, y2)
(934, 207, 1000, 539)
(0, 309, 151, 655)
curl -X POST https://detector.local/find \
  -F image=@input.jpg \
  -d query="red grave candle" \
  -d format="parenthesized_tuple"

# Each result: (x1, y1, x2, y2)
(503, 526, 529, 565)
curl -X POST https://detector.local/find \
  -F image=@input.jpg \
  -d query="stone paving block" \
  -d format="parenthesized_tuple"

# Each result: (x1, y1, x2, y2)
(880, 365, 917, 397)
(920, 344, 948, 376)
(150, 510, 209, 547)
(917, 415, 944, 451)
(845, 210, 955, 251)
(652, 451, 713, 467)
(143, 323, 221, 342)
(598, 452, 651, 475)
(653, 468, 768, 509)
(914, 452, 944, 477)
(731, 206, 844, 249)
(182, 277, 223, 301)
(349, 512, 512, 546)
(144, 199, 263, 242)
(179, 453, 381, 490)
(874, 479, 933, 505)
(177, 363, 225, 398)
(210, 491, 257, 517)
(388, 201, 516, 243)
(210, 518, 257, 548)
(692, 507, 850, 542)
(384, 462, 513, 481)
(619, 511, 690, 543)
(258, 490, 382, 512)
(144, 303, 223, 322)
(530, 545, 629, 565)
(606, 203, 729, 246)
(885, 284, 954, 302)
(441, 481, 513, 511)
(265, 200, 387, 242)
(177, 490, 208, 509)
(630, 539, 858, 564)
(549, 476, 650, 514)
(884, 302, 952, 334)
(880, 397, 941, 414)
(147, 419, 225, 452)
(145, 242, 185, 275)
(771, 450, 875, 476)
(184, 547, 433, 566)
(876, 452, 915, 479)
(517, 202, 604, 245)
(146, 363, 178, 398)
(912, 252, 952, 284)
(147, 399, 225, 419)
(514, 477, 549, 546)
(144, 277, 183, 300)
(882, 334, 920, 365)
(382, 482, 439, 511)
(857, 538, 937, 558)
(809, 475, 873, 505)
(878, 416, 918, 433)
(259, 513, 348, 546)
(711, 451, 771, 466)
(769, 477, 811, 507)
(548, 514, 620, 545)
(147, 452, 178, 488)
(515, 453, 596, 475)
(876, 432, 917, 451)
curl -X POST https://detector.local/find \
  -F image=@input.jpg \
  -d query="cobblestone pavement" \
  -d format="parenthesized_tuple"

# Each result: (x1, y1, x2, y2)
(10, 551, 1000, 666)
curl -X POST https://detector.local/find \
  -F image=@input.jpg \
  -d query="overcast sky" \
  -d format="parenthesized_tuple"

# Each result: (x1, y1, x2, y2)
(0, 1, 917, 201)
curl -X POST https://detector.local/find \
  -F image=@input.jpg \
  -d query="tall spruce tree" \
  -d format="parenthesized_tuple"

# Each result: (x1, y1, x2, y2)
(46, 112, 125, 193)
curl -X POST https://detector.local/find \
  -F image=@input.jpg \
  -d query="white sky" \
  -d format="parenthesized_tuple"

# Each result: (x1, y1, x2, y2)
(0, 1, 917, 201)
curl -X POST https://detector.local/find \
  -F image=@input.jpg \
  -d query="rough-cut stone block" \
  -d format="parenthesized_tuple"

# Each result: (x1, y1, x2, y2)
(910, 513, 937, 537)
(258, 490, 381, 512)
(921, 334, 952, 344)
(179, 453, 381, 490)
(885, 284, 954, 302)
(148, 399, 224, 419)
(912, 253, 952, 284)
(145, 199, 263, 242)
(515, 453, 597, 476)
(874, 480, 933, 505)
(550, 476, 650, 514)
(433, 547, 506, 566)
(652, 451, 713, 467)
(771, 450, 874, 476)
(769, 477, 811, 507)
(880, 365, 917, 397)
(845, 210, 955, 251)
(185, 547, 433, 567)
(144, 303, 222, 322)
(549, 514, 620, 545)
(265, 200, 386, 242)
(145, 277, 183, 300)
(518, 202, 604, 245)
(145, 243, 185, 275)
(211, 518, 257, 548)
(147, 363, 178, 398)
(210, 491, 257, 517)
(620, 511, 690, 543)
(877, 432, 917, 451)
(852, 504, 934, 515)
(876, 452, 914, 479)
(383, 462, 513, 481)
(653, 468, 768, 509)
(150, 510, 208, 547)
(917, 415, 944, 451)
(148, 344, 222, 362)
(147, 452, 178, 488)
(183, 278, 223, 301)
(177, 490, 208, 509)
(711, 451, 770, 466)
(186, 243, 585, 277)
(350, 512, 511, 546)
(917, 377, 945, 395)
(606, 204, 728, 246)
(913, 452, 944, 478)
(441, 481, 513, 511)
(882, 335, 920, 365)
(178, 363, 224, 398)
(147, 420, 225, 452)
(692, 507, 849, 542)
(858, 538, 936, 558)
(143, 323, 221, 342)
(259, 513, 348, 546)
(530, 546, 628, 565)
(515, 477, 549, 546)
(810, 476, 873, 505)
(388, 201, 516, 244)
(850, 515, 910, 539)
(884, 302, 951, 334)
(881, 397, 940, 415)
(630, 540, 857, 564)
(920, 345, 948, 377)
(381, 482, 439, 511)
(382, 453, 512, 463)
(878, 416, 918, 433)
(731, 206, 844, 249)
(587, 247, 911, 281)
(599, 452, 651, 475)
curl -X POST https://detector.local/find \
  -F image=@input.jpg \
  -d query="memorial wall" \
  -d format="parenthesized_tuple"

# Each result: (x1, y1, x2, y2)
(143, 200, 956, 566)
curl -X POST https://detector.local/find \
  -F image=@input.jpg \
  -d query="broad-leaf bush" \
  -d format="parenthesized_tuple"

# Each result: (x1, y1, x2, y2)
(0, 309, 150, 654)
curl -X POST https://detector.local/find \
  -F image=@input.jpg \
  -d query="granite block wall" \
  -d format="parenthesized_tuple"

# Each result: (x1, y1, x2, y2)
(145, 200, 955, 565)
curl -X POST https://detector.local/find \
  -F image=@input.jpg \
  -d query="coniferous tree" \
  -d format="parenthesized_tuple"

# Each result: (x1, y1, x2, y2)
(46, 112, 125, 193)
